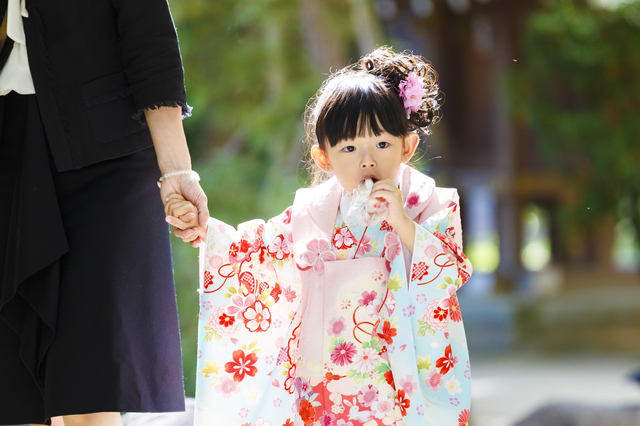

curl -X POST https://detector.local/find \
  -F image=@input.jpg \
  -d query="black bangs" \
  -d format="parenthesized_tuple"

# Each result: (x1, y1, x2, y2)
(315, 75, 408, 148)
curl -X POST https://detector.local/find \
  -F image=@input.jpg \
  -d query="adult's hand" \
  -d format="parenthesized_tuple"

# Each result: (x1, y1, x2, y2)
(144, 106, 209, 246)
(161, 173, 208, 246)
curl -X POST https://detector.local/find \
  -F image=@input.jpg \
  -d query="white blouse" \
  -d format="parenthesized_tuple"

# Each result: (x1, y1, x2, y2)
(0, 0, 35, 95)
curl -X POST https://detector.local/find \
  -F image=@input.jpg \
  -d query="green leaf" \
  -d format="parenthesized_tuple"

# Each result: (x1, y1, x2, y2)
(437, 283, 448, 290)
(222, 293, 232, 298)
(387, 272, 404, 292)
(249, 340, 257, 350)
(229, 287, 237, 294)
(417, 355, 432, 372)
(443, 276, 453, 285)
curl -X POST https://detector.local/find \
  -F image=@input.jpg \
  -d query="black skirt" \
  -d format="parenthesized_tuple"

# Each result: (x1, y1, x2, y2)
(0, 92, 185, 425)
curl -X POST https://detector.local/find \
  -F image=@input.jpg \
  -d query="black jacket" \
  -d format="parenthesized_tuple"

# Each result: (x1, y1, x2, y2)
(18, 0, 189, 171)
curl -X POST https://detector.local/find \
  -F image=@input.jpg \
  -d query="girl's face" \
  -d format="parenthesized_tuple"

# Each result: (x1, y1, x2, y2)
(312, 131, 419, 193)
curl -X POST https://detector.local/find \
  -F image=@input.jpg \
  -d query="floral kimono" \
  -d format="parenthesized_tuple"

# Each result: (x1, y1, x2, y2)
(194, 164, 473, 426)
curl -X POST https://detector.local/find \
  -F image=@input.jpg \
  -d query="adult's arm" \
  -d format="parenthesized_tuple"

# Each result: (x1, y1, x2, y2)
(145, 106, 208, 245)
(111, 0, 207, 243)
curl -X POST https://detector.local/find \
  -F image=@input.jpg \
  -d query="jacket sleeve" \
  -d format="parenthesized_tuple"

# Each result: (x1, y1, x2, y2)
(111, 0, 191, 119)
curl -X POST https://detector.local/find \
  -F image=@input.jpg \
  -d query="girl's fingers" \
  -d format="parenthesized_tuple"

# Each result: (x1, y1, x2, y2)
(179, 212, 196, 222)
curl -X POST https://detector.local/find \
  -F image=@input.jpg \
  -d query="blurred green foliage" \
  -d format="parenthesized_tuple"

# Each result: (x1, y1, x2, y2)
(167, 0, 371, 396)
(509, 0, 640, 252)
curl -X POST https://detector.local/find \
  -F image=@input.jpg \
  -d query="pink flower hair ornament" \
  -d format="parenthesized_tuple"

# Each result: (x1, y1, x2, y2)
(398, 71, 425, 118)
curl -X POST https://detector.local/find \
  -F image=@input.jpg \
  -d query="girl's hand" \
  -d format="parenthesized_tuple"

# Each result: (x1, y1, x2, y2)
(161, 176, 208, 247)
(369, 179, 416, 255)
(164, 194, 199, 230)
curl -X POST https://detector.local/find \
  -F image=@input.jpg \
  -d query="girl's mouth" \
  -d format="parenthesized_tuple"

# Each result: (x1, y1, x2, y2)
(361, 177, 379, 185)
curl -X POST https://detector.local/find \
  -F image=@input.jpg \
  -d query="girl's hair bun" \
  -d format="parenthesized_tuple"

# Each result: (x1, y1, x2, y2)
(358, 46, 441, 131)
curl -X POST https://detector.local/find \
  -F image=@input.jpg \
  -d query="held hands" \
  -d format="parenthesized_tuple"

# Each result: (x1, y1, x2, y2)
(369, 179, 416, 255)
(161, 174, 208, 247)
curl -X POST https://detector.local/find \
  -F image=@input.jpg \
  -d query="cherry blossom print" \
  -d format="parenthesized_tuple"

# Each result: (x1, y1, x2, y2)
(273, 398, 282, 407)
(209, 255, 224, 269)
(377, 320, 398, 345)
(426, 369, 443, 392)
(318, 410, 336, 426)
(226, 294, 256, 319)
(406, 192, 420, 208)
(396, 389, 411, 416)
(424, 299, 449, 332)
(355, 234, 373, 257)
(417, 404, 424, 415)
(294, 377, 313, 397)
(254, 418, 271, 426)
(282, 285, 297, 303)
(197, 350, 202, 359)
(411, 261, 429, 281)
(225, 349, 258, 382)
(265, 355, 274, 364)
(458, 408, 470, 426)
(335, 420, 353, 426)
(464, 369, 471, 379)
(398, 375, 419, 398)
(327, 316, 346, 337)
(352, 348, 380, 373)
(446, 376, 462, 395)
(450, 398, 460, 406)
(298, 399, 316, 426)
(357, 384, 379, 407)
(330, 341, 357, 366)
(299, 238, 336, 274)
(383, 232, 402, 262)
(333, 226, 356, 249)
(403, 305, 415, 317)
(449, 294, 462, 322)
(436, 344, 459, 375)
(268, 234, 290, 261)
(210, 307, 242, 336)
(202, 301, 213, 310)
(341, 299, 352, 310)
(358, 290, 377, 307)
(416, 294, 427, 304)
(215, 374, 241, 398)
(243, 300, 271, 332)
(371, 393, 395, 419)
(239, 407, 249, 418)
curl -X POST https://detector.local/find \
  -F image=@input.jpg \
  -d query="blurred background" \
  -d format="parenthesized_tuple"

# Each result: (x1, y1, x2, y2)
(166, 0, 640, 424)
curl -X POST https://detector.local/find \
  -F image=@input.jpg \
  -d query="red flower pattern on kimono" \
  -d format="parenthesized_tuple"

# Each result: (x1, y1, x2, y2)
(330, 341, 357, 366)
(383, 232, 401, 262)
(448, 293, 462, 322)
(436, 344, 459, 375)
(225, 349, 258, 382)
(243, 300, 271, 332)
(268, 234, 290, 260)
(458, 408, 470, 426)
(406, 193, 420, 208)
(384, 370, 396, 390)
(396, 389, 411, 416)
(380, 220, 393, 231)
(333, 226, 356, 249)
(298, 400, 316, 426)
(377, 320, 397, 345)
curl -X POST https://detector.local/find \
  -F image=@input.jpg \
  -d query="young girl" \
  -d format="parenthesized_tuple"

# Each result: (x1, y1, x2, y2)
(172, 47, 473, 426)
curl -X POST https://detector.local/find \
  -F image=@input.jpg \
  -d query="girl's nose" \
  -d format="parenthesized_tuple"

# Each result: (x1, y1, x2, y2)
(360, 153, 376, 169)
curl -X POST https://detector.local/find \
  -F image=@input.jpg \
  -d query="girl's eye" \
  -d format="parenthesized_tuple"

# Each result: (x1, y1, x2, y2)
(377, 142, 390, 149)
(342, 146, 356, 153)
